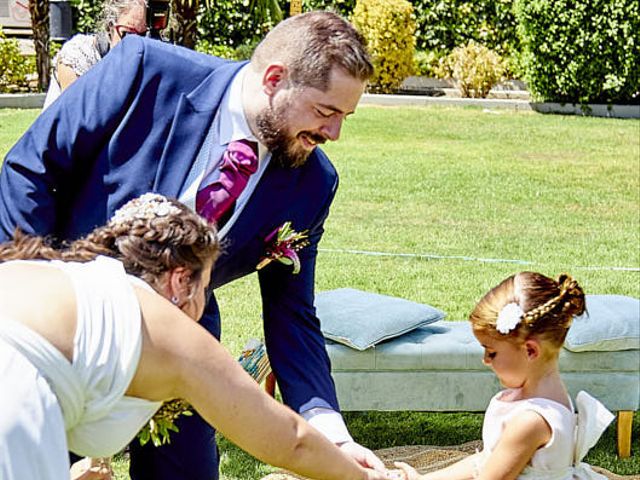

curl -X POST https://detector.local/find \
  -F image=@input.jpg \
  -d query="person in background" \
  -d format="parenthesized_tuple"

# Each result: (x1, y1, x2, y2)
(43, 0, 148, 108)
(0, 194, 387, 480)
(393, 272, 614, 480)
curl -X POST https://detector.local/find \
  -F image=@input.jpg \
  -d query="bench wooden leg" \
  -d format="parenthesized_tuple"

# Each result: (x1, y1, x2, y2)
(617, 411, 633, 458)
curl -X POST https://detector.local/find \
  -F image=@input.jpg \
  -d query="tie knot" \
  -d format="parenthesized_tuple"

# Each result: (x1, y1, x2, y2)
(230, 139, 258, 156)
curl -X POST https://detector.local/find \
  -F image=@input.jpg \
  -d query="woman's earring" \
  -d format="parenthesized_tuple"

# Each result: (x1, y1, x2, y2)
(171, 296, 179, 305)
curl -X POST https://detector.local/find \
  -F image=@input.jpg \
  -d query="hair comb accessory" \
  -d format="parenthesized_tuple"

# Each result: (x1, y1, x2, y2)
(496, 302, 524, 334)
(110, 193, 181, 226)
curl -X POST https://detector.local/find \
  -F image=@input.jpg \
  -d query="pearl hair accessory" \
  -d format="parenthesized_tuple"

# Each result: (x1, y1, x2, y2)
(110, 193, 181, 226)
(496, 302, 524, 334)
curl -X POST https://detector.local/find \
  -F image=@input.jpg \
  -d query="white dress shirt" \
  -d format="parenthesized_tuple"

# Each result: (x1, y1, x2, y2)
(179, 64, 353, 444)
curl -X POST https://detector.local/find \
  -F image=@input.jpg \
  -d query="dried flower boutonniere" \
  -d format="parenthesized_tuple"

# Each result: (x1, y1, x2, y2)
(256, 221, 309, 274)
(138, 340, 273, 446)
(138, 399, 192, 447)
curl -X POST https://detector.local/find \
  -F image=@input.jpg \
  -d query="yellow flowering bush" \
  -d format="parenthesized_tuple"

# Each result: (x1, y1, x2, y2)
(352, 0, 415, 94)
(439, 40, 505, 98)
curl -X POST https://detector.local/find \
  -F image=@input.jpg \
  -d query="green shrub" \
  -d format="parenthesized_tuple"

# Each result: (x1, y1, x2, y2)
(70, 0, 102, 33)
(515, 0, 639, 104)
(195, 39, 257, 60)
(411, 0, 519, 57)
(439, 40, 505, 98)
(352, 0, 415, 93)
(195, 41, 237, 59)
(301, 0, 355, 16)
(198, 0, 279, 48)
(0, 27, 31, 92)
(413, 49, 445, 77)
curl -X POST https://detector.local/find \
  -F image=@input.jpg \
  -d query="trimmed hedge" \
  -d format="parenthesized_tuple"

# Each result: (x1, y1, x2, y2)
(515, 0, 639, 104)
(411, 0, 519, 56)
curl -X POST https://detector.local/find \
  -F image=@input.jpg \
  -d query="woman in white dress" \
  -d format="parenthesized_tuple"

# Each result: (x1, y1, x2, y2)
(394, 272, 614, 480)
(43, 0, 148, 108)
(0, 193, 386, 480)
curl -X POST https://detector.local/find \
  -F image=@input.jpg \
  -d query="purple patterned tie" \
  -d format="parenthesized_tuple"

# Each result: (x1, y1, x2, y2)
(196, 139, 259, 224)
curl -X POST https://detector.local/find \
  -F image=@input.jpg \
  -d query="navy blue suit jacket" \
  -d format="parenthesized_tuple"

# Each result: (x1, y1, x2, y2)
(0, 36, 340, 413)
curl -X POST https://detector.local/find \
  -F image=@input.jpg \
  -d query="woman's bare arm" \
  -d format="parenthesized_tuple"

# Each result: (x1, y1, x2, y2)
(131, 288, 385, 480)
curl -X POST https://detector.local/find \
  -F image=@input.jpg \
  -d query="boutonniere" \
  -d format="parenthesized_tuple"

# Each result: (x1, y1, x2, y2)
(138, 340, 272, 447)
(138, 399, 192, 447)
(256, 221, 309, 274)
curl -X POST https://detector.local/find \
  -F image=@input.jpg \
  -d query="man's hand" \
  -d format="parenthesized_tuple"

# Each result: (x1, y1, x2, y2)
(338, 440, 386, 473)
(70, 457, 112, 480)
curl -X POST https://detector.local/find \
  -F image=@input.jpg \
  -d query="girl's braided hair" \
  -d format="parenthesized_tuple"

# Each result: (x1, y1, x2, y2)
(0, 194, 219, 289)
(469, 272, 586, 348)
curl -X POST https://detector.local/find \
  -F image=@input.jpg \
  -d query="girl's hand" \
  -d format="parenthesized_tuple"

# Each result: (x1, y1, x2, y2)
(393, 461, 421, 480)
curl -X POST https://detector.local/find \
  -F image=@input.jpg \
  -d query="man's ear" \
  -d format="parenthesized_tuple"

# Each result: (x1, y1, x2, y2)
(262, 63, 288, 96)
(524, 339, 541, 361)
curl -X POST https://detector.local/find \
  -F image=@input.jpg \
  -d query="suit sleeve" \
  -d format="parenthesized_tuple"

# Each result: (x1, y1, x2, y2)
(0, 37, 146, 241)
(258, 174, 340, 414)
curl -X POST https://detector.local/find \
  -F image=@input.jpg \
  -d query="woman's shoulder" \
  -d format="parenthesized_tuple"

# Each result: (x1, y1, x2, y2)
(57, 33, 102, 74)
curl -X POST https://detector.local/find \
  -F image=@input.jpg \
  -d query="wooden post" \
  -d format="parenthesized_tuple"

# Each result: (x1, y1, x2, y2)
(617, 411, 634, 458)
(289, 0, 302, 16)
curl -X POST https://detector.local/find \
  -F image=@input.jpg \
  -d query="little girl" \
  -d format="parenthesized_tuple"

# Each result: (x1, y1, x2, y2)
(394, 272, 614, 480)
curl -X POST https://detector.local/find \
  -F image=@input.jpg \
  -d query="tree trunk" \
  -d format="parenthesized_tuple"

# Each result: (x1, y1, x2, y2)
(29, 0, 50, 91)
(171, 0, 198, 49)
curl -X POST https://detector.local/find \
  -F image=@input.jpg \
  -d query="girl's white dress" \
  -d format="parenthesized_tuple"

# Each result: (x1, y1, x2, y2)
(0, 256, 162, 479)
(479, 388, 614, 479)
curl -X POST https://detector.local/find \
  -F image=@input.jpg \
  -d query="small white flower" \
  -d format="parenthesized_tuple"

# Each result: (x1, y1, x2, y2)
(496, 302, 524, 334)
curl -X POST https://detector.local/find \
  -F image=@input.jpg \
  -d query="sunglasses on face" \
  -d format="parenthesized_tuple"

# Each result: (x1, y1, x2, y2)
(113, 24, 149, 39)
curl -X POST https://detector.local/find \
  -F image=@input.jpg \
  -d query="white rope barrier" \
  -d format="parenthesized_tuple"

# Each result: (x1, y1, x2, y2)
(319, 248, 640, 272)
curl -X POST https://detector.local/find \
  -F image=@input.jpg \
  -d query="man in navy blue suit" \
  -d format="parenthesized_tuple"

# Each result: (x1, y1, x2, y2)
(0, 10, 384, 480)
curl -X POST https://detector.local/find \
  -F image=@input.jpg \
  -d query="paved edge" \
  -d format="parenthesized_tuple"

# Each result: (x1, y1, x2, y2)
(0, 93, 638, 119)
(361, 94, 640, 119)
(0, 93, 46, 109)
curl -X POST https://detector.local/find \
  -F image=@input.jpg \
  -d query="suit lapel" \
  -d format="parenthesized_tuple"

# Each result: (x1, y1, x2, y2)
(221, 162, 301, 259)
(153, 61, 248, 197)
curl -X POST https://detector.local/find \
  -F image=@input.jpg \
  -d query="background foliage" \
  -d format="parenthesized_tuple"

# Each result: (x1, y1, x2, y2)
(197, 0, 281, 48)
(439, 40, 505, 98)
(515, 0, 640, 104)
(352, 0, 416, 93)
(0, 27, 32, 92)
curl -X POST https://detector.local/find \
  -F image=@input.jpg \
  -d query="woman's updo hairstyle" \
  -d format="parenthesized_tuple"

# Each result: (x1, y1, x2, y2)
(0, 194, 220, 290)
(469, 272, 586, 348)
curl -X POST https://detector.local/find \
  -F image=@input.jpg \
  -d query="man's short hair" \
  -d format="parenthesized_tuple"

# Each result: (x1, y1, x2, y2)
(251, 11, 373, 91)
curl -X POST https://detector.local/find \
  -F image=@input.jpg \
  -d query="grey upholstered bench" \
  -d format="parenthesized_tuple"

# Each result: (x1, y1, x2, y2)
(325, 321, 639, 458)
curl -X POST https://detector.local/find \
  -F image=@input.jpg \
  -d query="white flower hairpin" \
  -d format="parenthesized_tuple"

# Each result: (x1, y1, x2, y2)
(495, 302, 524, 334)
(110, 193, 181, 226)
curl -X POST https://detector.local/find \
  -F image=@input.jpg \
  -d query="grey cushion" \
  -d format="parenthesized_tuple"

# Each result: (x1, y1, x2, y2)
(565, 295, 640, 352)
(315, 288, 446, 350)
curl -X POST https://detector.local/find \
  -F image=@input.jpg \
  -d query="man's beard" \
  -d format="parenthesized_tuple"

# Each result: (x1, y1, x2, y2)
(255, 102, 326, 168)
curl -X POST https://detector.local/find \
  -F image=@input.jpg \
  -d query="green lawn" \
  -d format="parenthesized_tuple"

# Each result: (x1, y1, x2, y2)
(1, 105, 638, 478)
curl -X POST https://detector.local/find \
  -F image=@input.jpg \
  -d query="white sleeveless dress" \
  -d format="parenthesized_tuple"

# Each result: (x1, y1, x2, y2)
(0, 256, 162, 479)
(478, 388, 614, 479)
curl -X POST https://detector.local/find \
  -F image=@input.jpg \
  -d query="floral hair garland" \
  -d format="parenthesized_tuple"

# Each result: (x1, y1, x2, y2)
(495, 302, 524, 334)
(110, 193, 181, 227)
